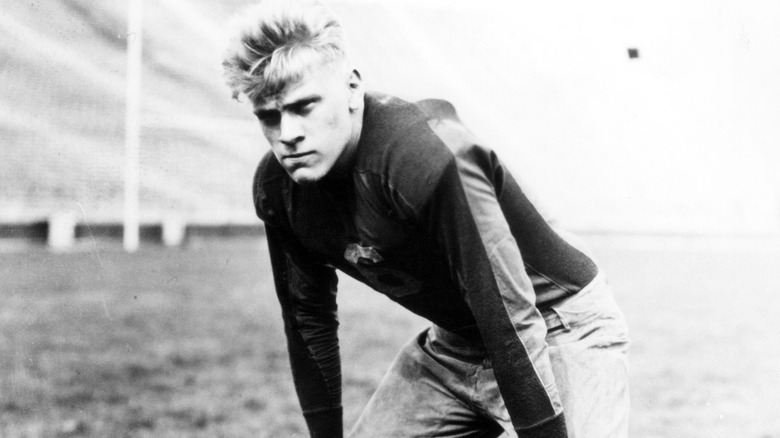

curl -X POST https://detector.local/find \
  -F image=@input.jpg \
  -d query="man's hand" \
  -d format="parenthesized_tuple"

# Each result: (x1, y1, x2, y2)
(304, 406, 343, 438)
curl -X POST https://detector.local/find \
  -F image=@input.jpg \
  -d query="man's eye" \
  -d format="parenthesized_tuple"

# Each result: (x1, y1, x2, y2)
(295, 100, 316, 115)
(257, 112, 280, 125)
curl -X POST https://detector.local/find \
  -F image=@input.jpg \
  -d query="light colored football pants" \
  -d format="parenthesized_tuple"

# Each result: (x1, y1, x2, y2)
(349, 273, 630, 438)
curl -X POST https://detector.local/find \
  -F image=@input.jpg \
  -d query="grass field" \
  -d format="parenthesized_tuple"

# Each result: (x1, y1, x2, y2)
(1, 236, 779, 437)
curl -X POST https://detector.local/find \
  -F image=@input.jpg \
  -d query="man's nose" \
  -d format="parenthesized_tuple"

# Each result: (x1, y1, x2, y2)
(279, 113, 304, 147)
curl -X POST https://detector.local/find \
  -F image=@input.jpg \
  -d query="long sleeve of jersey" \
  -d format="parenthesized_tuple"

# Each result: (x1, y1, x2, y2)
(413, 118, 568, 436)
(265, 224, 343, 437)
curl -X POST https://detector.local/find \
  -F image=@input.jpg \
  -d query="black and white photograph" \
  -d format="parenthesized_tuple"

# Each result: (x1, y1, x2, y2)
(1, 0, 778, 437)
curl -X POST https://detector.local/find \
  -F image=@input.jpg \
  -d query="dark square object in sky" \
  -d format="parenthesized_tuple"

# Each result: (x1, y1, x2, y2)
(628, 48, 640, 59)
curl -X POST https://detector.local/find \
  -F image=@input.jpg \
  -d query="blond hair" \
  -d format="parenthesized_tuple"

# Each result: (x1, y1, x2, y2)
(222, 0, 349, 101)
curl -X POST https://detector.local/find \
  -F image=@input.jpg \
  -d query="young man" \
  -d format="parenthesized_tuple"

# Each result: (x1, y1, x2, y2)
(222, 1, 629, 437)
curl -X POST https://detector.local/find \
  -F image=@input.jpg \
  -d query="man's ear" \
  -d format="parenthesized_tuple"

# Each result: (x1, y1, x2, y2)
(348, 69, 363, 110)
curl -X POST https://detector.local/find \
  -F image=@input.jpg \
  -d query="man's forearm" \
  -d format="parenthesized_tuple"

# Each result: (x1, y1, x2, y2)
(266, 226, 344, 436)
(516, 413, 568, 438)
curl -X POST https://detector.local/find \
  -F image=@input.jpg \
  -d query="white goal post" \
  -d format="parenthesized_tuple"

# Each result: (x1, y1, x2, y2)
(124, 0, 143, 252)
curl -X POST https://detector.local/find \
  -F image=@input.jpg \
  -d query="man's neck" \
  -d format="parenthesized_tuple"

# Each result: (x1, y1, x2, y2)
(326, 104, 364, 181)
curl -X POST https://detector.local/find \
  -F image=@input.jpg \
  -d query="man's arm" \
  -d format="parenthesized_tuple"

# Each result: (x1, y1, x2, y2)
(265, 224, 343, 438)
(414, 119, 567, 437)
(430, 153, 566, 437)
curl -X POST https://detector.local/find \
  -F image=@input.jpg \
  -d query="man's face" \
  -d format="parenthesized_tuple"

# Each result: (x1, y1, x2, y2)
(252, 62, 360, 184)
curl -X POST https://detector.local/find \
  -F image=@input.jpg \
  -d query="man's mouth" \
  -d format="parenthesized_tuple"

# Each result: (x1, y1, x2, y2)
(283, 151, 315, 160)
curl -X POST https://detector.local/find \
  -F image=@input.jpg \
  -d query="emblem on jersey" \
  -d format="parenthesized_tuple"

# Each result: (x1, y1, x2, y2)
(344, 243, 384, 266)
(344, 243, 421, 298)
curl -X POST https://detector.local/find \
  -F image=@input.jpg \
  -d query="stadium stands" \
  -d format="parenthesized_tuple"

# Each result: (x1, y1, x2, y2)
(2, 1, 778, 248)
